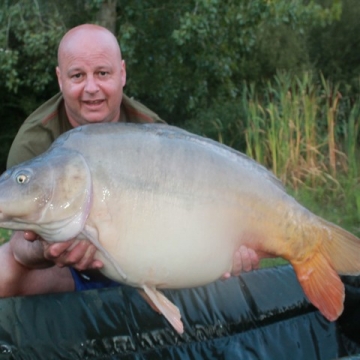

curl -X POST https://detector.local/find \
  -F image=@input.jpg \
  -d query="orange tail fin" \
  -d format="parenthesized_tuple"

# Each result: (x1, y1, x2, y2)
(291, 218, 360, 321)
(292, 251, 344, 321)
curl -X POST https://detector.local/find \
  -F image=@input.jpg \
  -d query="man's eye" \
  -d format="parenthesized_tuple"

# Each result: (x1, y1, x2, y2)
(99, 71, 109, 77)
(70, 73, 83, 81)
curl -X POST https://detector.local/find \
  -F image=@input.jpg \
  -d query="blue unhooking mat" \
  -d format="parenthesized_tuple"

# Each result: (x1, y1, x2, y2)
(0, 265, 359, 359)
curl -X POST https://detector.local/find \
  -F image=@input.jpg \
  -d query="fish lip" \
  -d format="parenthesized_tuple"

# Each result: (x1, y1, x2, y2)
(0, 210, 9, 223)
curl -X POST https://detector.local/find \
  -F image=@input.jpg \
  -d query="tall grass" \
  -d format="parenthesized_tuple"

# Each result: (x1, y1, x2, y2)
(242, 71, 360, 235)
(243, 73, 357, 183)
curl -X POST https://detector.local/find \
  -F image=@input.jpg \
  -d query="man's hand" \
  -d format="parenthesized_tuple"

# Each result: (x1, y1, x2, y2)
(0, 240, 75, 297)
(221, 245, 260, 280)
(23, 231, 103, 271)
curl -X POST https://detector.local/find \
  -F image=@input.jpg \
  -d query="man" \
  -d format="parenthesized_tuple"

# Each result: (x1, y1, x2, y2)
(0, 24, 259, 298)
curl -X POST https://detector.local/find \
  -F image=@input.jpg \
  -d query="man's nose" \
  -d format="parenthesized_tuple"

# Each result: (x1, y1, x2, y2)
(84, 75, 99, 93)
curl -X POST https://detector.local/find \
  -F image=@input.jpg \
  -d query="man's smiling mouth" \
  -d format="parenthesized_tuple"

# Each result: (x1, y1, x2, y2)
(83, 100, 104, 105)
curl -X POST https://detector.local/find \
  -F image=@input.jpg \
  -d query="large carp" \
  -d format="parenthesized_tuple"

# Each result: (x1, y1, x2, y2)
(0, 123, 359, 333)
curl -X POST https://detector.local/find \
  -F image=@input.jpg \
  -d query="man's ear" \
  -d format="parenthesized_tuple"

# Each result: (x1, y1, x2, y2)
(56, 66, 63, 91)
(121, 60, 127, 87)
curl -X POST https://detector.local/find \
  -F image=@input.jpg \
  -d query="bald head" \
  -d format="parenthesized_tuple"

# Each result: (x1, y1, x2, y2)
(56, 24, 126, 128)
(58, 24, 122, 68)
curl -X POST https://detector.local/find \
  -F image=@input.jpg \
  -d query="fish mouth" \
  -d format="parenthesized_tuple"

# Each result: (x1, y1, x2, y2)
(0, 210, 19, 229)
(0, 208, 8, 221)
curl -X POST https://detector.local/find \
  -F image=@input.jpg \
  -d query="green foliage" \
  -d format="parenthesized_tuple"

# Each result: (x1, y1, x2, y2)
(182, 100, 246, 150)
(0, 1, 64, 93)
(308, 0, 360, 88)
(116, 1, 192, 122)
(116, 0, 343, 124)
(0, 229, 11, 245)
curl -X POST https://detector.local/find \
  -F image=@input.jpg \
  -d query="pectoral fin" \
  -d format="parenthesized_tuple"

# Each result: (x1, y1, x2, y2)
(137, 289, 161, 313)
(142, 284, 183, 334)
(82, 227, 127, 280)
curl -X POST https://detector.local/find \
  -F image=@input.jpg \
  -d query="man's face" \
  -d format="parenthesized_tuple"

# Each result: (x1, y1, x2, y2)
(56, 31, 126, 127)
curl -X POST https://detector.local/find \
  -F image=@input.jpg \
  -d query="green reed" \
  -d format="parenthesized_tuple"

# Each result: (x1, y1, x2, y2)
(243, 83, 266, 165)
(243, 71, 360, 234)
(320, 74, 342, 177)
(343, 101, 360, 221)
(243, 72, 359, 186)
(345, 101, 360, 178)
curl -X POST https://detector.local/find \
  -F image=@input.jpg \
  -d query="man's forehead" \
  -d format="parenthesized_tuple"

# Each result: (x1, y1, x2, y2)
(59, 42, 121, 69)
(58, 28, 121, 64)
(61, 37, 116, 55)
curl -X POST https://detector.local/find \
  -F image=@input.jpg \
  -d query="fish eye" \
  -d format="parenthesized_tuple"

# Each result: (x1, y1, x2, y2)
(16, 174, 29, 184)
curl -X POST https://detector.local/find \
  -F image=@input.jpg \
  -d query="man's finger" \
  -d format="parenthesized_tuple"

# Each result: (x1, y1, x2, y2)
(23, 231, 39, 242)
(69, 242, 98, 271)
(43, 240, 75, 259)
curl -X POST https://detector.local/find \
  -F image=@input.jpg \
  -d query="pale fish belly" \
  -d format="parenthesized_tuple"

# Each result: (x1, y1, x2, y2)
(89, 189, 244, 289)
